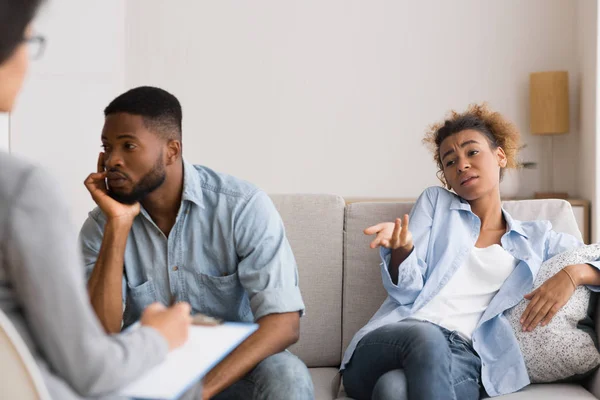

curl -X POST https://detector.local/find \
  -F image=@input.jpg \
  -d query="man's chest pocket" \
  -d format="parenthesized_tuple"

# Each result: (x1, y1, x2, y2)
(123, 279, 156, 328)
(190, 271, 253, 322)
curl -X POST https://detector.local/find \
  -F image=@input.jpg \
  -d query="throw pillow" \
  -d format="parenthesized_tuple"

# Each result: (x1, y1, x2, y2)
(504, 244, 600, 382)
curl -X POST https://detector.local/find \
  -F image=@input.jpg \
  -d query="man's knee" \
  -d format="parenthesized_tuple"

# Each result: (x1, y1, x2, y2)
(252, 352, 314, 399)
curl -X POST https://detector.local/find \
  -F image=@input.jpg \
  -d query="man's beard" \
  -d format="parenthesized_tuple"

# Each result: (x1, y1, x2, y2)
(107, 156, 167, 205)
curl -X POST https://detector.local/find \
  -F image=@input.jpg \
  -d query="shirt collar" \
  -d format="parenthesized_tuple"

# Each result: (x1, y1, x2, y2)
(502, 209, 528, 238)
(449, 193, 472, 211)
(449, 192, 528, 239)
(181, 159, 205, 209)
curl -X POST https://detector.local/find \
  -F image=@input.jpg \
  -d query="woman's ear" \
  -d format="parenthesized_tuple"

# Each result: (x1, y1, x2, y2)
(438, 170, 451, 190)
(497, 146, 508, 168)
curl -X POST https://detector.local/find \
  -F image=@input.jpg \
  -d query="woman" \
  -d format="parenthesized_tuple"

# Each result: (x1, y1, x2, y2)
(341, 104, 600, 400)
(0, 1, 194, 399)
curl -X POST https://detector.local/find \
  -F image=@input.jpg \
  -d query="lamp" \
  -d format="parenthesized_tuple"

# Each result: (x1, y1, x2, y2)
(530, 70, 570, 199)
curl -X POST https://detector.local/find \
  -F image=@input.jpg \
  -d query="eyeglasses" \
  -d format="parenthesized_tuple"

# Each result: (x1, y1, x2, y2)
(22, 35, 46, 60)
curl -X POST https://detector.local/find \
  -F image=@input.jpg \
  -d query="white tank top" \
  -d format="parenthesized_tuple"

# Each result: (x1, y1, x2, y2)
(411, 244, 518, 340)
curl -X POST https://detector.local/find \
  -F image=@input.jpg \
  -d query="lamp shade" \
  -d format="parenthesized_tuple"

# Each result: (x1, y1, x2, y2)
(529, 71, 569, 135)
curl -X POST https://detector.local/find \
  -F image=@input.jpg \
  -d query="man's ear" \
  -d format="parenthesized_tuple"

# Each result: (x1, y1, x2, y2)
(166, 139, 181, 165)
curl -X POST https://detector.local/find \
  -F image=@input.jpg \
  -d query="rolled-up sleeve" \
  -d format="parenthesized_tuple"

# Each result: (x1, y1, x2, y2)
(79, 210, 128, 301)
(234, 190, 305, 320)
(377, 188, 435, 305)
(79, 210, 104, 280)
(379, 246, 427, 305)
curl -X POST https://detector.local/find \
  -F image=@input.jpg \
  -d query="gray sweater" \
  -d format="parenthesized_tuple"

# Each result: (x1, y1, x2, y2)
(0, 152, 168, 398)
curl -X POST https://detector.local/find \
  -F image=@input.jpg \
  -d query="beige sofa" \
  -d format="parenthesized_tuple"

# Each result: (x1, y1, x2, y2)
(271, 195, 600, 400)
(2, 195, 599, 399)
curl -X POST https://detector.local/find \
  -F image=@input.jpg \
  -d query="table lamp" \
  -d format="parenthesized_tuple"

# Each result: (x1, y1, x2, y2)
(530, 70, 570, 199)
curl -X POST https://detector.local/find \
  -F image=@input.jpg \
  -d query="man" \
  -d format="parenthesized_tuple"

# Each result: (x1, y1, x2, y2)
(80, 86, 314, 400)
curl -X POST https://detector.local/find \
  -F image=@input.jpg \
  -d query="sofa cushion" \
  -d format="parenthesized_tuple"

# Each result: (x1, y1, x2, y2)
(270, 194, 345, 367)
(337, 383, 598, 399)
(336, 383, 597, 399)
(337, 383, 597, 399)
(505, 244, 600, 382)
(342, 201, 413, 352)
(488, 383, 597, 399)
(309, 367, 339, 400)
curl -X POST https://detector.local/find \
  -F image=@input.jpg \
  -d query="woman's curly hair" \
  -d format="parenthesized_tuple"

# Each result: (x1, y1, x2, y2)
(423, 103, 521, 188)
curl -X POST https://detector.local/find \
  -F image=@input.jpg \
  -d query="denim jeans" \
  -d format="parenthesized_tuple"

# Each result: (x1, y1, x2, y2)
(212, 351, 314, 400)
(343, 320, 482, 400)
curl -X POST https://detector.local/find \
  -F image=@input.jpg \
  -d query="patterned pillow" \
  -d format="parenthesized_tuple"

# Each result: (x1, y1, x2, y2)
(505, 244, 600, 383)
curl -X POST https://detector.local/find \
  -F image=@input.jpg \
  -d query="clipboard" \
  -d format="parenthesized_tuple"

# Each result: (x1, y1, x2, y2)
(118, 322, 258, 399)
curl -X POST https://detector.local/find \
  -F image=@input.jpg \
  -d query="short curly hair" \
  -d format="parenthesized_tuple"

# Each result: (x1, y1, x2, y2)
(105, 86, 182, 141)
(423, 103, 521, 188)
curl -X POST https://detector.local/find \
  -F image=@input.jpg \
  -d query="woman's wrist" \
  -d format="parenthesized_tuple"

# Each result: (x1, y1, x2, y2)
(392, 243, 413, 257)
(563, 264, 584, 286)
(564, 263, 600, 286)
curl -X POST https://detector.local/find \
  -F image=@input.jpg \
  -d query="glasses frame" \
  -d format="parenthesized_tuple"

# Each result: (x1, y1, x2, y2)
(23, 35, 46, 60)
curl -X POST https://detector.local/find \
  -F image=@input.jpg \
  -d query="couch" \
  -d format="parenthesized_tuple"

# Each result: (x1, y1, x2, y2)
(2, 195, 598, 399)
(271, 194, 600, 399)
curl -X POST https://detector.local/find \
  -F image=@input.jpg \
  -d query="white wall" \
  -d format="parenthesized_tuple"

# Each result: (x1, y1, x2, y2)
(8, 1, 590, 227)
(0, 113, 8, 151)
(125, 0, 580, 199)
(10, 0, 125, 227)
(577, 0, 599, 243)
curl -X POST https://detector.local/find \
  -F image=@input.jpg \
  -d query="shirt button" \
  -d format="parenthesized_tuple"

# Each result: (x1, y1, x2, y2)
(173, 266, 179, 271)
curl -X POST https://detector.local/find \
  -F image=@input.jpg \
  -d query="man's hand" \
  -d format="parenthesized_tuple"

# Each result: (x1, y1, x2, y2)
(520, 268, 576, 332)
(84, 152, 140, 222)
(364, 214, 413, 251)
(141, 302, 192, 350)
